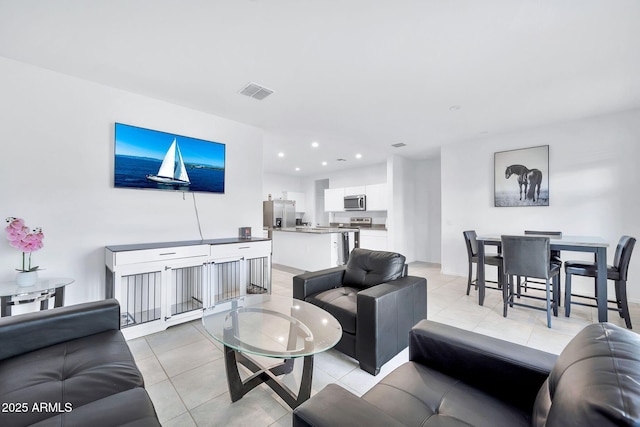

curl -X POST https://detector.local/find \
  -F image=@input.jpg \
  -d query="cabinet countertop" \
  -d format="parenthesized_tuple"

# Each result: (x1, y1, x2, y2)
(273, 227, 360, 234)
(106, 237, 271, 252)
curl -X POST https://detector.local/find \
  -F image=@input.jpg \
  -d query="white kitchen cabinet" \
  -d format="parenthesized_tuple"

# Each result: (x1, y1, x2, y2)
(344, 186, 366, 196)
(324, 187, 345, 212)
(284, 191, 306, 212)
(365, 183, 388, 211)
(359, 229, 388, 251)
(105, 238, 272, 339)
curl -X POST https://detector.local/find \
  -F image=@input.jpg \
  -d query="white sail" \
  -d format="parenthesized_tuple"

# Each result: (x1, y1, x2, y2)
(175, 142, 190, 182)
(157, 139, 178, 179)
(146, 138, 191, 185)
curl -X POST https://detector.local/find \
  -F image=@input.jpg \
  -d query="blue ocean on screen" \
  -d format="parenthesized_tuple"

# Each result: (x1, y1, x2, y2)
(115, 155, 225, 193)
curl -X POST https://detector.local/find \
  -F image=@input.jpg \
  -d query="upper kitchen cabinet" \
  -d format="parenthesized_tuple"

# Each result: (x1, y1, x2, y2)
(324, 188, 344, 212)
(365, 183, 388, 211)
(344, 186, 366, 196)
(284, 191, 306, 212)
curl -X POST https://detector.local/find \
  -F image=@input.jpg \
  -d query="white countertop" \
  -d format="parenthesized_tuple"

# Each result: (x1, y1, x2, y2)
(273, 227, 359, 234)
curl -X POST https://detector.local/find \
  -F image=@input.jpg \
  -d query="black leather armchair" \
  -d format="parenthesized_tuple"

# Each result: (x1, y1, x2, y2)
(293, 248, 427, 375)
(293, 320, 640, 426)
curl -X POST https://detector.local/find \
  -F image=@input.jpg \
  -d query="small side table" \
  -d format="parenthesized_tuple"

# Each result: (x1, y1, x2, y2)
(0, 277, 75, 317)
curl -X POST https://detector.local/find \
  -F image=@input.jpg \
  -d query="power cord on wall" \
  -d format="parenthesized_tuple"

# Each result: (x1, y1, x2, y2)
(187, 192, 204, 241)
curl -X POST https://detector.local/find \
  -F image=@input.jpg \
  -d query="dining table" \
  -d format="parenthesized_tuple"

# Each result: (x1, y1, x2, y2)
(476, 234, 610, 322)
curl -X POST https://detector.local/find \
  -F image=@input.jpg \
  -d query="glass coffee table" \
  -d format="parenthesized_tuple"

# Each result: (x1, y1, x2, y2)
(202, 294, 342, 408)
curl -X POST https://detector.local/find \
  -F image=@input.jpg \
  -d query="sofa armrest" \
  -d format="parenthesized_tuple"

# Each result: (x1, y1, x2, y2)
(293, 384, 404, 427)
(0, 299, 121, 361)
(409, 320, 556, 413)
(356, 275, 427, 374)
(293, 266, 346, 300)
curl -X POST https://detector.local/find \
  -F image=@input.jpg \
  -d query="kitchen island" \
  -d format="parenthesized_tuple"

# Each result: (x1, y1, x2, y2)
(271, 227, 359, 272)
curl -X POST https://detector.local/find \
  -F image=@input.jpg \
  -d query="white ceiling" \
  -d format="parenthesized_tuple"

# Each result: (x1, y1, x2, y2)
(1, 1, 639, 176)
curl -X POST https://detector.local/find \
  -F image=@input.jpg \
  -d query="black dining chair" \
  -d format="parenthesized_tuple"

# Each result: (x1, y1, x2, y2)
(518, 231, 563, 301)
(564, 235, 636, 329)
(463, 230, 504, 296)
(501, 235, 560, 328)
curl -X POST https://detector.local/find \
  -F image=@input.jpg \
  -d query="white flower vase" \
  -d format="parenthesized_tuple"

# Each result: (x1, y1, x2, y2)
(16, 270, 38, 287)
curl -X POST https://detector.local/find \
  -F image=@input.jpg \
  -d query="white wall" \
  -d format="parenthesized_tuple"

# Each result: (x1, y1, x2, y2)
(441, 109, 640, 300)
(416, 157, 441, 263)
(262, 172, 305, 201)
(0, 57, 264, 306)
(323, 162, 387, 188)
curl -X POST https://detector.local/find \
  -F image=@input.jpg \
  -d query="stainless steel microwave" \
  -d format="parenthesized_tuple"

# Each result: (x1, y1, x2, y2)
(344, 194, 366, 211)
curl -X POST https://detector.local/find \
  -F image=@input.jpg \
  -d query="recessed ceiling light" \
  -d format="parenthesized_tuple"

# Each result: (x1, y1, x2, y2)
(278, 152, 284, 158)
(322, 161, 327, 166)
(295, 167, 300, 171)
(355, 153, 362, 159)
(311, 141, 319, 148)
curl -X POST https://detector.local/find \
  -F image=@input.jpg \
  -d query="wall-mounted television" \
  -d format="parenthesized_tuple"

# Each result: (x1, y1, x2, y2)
(114, 123, 225, 194)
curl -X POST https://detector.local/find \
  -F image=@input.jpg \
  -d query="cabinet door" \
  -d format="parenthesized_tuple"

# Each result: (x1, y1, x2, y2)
(165, 257, 208, 319)
(365, 183, 388, 211)
(112, 262, 165, 330)
(359, 230, 388, 251)
(324, 188, 345, 212)
(344, 186, 366, 196)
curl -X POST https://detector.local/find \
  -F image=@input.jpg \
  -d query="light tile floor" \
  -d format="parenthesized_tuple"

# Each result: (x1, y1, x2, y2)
(127, 263, 640, 426)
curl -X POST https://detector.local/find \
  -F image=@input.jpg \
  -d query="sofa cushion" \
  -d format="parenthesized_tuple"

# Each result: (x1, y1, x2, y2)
(363, 362, 530, 427)
(0, 330, 145, 426)
(28, 387, 159, 427)
(532, 322, 640, 427)
(307, 287, 358, 334)
(343, 248, 406, 289)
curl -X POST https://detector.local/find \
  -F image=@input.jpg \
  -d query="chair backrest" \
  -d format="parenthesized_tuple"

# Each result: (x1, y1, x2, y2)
(614, 235, 636, 280)
(501, 235, 551, 279)
(463, 230, 478, 259)
(524, 230, 562, 238)
(343, 248, 406, 289)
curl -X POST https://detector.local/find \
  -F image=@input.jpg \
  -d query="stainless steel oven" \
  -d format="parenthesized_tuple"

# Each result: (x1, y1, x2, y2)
(344, 194, 366, 211)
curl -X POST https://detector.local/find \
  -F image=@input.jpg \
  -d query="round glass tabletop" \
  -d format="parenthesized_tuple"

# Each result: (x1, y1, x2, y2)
(0, 277, 75, 298)
(202, 294, 342, 358)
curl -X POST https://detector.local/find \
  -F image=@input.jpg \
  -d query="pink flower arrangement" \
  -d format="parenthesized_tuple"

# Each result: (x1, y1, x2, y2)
(5, 217, 44, 272)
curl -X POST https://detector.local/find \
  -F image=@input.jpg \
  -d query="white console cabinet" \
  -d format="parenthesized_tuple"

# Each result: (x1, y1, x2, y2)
(105, 238, 272, 339)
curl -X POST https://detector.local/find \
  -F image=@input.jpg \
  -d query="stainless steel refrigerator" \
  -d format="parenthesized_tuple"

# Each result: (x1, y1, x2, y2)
(263, 200, 296, 229)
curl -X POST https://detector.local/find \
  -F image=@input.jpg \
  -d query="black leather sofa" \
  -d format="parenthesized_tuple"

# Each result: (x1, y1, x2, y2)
(293, 320, 640, 426)
(0, 299, 160, 426)
(293, 248, 427, 375)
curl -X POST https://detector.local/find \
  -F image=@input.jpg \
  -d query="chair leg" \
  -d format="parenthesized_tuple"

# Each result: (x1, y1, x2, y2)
(613, 278, 624, 318)
(616, 279, 632, 329)
(545, 279, 552, 328)
(497, 266, 504, 289)
(556, 272, 562, 308)
(466, 262, 473, 295)
(516, 276, 522, 298)
(502, 275, 510, 317)
(552, 275, 559, 317)
(564, 272, 572, 317)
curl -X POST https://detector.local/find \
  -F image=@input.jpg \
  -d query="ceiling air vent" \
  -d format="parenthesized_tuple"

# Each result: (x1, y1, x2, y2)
(336, 158, 347, 162)
(239, 82, 274, 100)
(392, 142, 407, 148)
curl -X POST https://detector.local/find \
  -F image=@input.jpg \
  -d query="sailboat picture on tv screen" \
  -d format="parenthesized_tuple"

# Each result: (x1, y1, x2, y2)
(114, 123, 225, 193)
